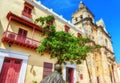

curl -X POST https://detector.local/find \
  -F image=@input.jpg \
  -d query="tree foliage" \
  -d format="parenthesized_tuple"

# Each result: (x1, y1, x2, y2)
(35, 15, 55, 26)
(35, 15, 55, 35)
(36, 15, 100, 64)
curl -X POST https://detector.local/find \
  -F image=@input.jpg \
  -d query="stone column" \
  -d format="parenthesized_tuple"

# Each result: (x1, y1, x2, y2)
(111, 62, 120, 83)
(94, 51, 104, 83)
(100, 48, 112, 83)
(86, 53, 97, 83)
(78, 61, 90, 83)
(113, 63, 120, 83)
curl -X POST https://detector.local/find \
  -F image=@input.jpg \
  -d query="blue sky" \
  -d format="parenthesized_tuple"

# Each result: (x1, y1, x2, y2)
(37, 0, 120, 63)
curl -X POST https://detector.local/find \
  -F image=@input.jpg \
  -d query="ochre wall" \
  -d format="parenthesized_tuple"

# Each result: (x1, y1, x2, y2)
(0, 0, 83, 82)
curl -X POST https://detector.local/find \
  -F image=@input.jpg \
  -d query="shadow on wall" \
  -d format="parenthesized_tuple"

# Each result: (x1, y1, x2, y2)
(30, 65, 36, 76)
(0, 20, 4, 47)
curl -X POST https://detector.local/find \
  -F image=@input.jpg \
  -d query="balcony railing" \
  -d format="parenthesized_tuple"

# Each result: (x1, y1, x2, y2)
(2, 31, 40, 49)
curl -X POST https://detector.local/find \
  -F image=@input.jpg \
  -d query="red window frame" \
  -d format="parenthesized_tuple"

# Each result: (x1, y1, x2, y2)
(22, 2, 34, 18)
(43, 62, 53, 78)
(64, 25, 70, 32)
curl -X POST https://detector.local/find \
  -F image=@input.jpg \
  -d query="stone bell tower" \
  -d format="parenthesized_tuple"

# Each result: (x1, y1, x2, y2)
(72, 1, 95, 38)
(72, 1, 119, 83)
(72, 1, 94, 25)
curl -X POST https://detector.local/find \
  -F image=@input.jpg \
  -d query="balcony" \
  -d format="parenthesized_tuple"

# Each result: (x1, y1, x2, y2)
(2, 31, 40, 49)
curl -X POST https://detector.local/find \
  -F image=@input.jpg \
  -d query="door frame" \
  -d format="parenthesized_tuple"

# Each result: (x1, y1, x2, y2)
(63, 62, 77, 83)
(0, 48, 29, 83)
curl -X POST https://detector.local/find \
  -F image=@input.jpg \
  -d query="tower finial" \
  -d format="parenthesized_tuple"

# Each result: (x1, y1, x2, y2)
(80, 1, 83, 4)
(79, 1, 85, 9)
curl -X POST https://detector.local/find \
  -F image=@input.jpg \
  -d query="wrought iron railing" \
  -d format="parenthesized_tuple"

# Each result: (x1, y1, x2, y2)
(3, 31, 40, 48)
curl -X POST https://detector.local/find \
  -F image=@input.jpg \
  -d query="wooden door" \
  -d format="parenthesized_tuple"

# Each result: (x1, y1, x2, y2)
(0, 57, 22, 83)
(69, 68, 74, 83)
(66, 68, 74, 83)
(17, 28, 27, 43)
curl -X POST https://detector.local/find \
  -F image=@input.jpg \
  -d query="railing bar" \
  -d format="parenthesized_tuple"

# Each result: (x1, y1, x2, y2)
(5, 31, 40, 43)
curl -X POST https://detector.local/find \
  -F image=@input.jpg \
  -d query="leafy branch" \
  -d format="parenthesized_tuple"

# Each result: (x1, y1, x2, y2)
(35, 15, 100, 64)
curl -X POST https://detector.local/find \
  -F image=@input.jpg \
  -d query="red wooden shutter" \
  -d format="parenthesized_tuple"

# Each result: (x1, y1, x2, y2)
(17, 28, 27, 42)
(18, 28, 23, 35)
(17, 28, 22, 42)
(0, 57, 22, 83)
(18, 28, 27, 37)
(43, 62, 53, 78)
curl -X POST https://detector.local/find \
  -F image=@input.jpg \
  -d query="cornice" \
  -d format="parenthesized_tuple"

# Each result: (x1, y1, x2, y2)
(26, 0, 83, 34)
(74, 17, 93, 25)
(72, 7, 94, 18)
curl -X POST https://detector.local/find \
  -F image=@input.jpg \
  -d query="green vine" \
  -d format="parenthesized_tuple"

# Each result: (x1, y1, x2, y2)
(35, 15, 55, 35)
(35, 15, 100, 64)
(35, 15, 55, 26)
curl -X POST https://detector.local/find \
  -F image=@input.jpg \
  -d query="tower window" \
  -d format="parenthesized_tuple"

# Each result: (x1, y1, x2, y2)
(80, 15, 83, 19)
(75, 17, 78, 21)
(22, 2, 34, 18)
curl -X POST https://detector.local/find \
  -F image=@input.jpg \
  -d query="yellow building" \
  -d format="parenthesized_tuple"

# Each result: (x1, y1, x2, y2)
(0, 0, 119, 83)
